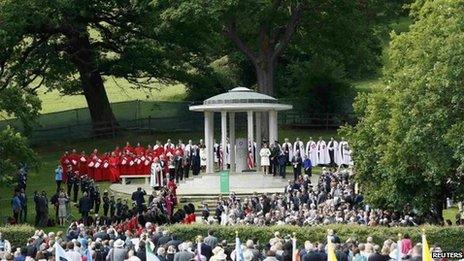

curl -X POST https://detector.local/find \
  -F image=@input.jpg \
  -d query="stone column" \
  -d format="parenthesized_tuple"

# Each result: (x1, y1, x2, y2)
(255, 112, 262, 169)
(221, 111, 227, 170)
(229, 112, 236, 172)
(269, 110, 278, 143)
(204, 111, 214, 173)
(247, 110, 254, 168)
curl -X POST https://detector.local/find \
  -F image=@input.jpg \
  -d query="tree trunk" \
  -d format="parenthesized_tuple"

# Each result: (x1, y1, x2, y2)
(255, 61, 276, 141)
(256, 62, 275, 96)
(66, 32, 118, 134)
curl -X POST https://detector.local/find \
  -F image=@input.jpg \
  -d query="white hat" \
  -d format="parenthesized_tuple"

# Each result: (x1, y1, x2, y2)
(212, 246, 223, 255)
(114, 239, 125, 248)
(215, 251, 227, 260)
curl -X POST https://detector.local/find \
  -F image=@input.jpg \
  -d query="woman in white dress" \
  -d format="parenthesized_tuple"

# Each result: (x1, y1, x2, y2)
(259, 143, 271, 175)
(199, 145, 207, 170)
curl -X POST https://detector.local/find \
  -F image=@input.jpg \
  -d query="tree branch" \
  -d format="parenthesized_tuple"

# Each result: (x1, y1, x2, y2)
(222, 22, 258, 67)
(272, 2, 307, 61)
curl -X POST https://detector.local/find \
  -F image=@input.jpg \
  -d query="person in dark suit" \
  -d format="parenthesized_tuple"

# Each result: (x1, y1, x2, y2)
(291, 152, 302, 181)
(158, 230, 173, 246)
(197, 236, 213, 260)
(78, 192, 92, 225)
(174, 152, 184, 183)
(191, 145, 201, 176)
(131, 187, 147, 214)
(277, 152, 287, 178)
(204, 230, 218, 249)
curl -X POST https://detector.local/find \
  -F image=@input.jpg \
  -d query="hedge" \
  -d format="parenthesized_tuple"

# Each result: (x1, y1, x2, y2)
(0, 224, 36, 249)
(167, 224, 464, 251)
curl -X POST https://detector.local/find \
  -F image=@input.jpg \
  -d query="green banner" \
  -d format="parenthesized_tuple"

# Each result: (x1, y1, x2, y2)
(220, 171, 230, 193)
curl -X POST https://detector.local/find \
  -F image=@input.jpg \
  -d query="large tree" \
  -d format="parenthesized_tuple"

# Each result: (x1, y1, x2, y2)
(342, 0, 464, 221)
(0, 0, 198, 131)
(155, 0, 406, 97)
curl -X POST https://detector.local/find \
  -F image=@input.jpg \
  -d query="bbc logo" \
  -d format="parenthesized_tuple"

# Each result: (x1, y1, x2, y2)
(432, 251, 464, 259)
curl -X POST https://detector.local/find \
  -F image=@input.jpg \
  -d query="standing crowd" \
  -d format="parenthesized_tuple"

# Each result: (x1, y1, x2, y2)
(0, 225, 456, 261)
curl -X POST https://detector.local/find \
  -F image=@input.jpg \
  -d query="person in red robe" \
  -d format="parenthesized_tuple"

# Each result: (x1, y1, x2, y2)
(94, 156, 103, 181)
(120, 152, 128, 176)
(101, 153, 110, 181)
(60, 151, 70, 182)
(153, 141, 165, 158)
(135, 155, 143, 175)
(69, 149, 80, 172)
(127, 153, 136, 175)
(123, 141, 134, 154)
(109, 152, 120, 183)
(87, 156, 96, 180)
(134, 142, 145, 156)
(78, 151, 89, 176)
(88, 151, 99, 179)
(167, 179, 177, 204)
(143, 145, 153, 175)
(113, 146, 121, 157)
(143, 155, 152, 175)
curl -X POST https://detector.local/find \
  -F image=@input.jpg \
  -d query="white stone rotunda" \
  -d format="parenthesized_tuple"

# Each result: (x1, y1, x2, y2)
(189, 87, 292, 173)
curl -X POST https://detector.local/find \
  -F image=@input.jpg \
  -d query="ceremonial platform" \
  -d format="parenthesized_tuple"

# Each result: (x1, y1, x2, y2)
(109, 172, 294, 197)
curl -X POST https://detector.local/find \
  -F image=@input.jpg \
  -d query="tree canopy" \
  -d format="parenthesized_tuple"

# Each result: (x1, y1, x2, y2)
(342, 0, 464, 221)
(0, 0, 204, 129)
(156, 0, 411, 115)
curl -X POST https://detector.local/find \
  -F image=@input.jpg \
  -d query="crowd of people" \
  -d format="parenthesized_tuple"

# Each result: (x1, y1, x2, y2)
(196, 166, 433, 227)
(0, 225, 454, 261)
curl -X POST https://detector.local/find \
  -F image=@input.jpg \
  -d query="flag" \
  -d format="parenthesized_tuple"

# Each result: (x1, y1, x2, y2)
(235, 235, 244, 261)
(422, 232, 433, 261)
(327, 236, 337, 261)
(85, 249, 92, 261)
(395, 240, 402, 261)
(197, 242, 202, 261)
(146, 240, 160, 261)
(54, 242, 70, 261)
(292, 235, 298, 261)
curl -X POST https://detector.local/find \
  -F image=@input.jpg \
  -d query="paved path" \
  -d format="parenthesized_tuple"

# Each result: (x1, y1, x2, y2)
(110, 171, 319, 196)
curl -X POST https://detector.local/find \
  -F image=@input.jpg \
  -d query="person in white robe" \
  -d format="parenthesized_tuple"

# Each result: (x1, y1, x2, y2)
(327, 137, 341, 166)
(177, 139, 185, 151)
(316, 137, 330, 165)
(338, 138, 353, 166)
(164, 139, 175, 151)
(282, 138, 293, 164)
(306, 137, 318, 165)
(184, 140, 193, 158)
(150, 158, 163, 188)
(338, 137, 347, 165)
(293, 137, 305, 158)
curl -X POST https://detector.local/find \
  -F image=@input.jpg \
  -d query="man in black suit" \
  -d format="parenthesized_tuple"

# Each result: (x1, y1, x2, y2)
(131, 187, 147, 214)
(78, 192, 92, 225)
(197, 236, 213, 260)
(270, 141, 281, 176)
(157, 230, 172, 246)
(174, 151, 184, 183)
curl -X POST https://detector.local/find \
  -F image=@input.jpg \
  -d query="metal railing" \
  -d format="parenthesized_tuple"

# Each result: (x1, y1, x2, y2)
(0, 99, 356, 145)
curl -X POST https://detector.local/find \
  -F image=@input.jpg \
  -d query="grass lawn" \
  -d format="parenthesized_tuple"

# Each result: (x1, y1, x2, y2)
(0, 128, 337, 232)
(36, 78, 186, 114)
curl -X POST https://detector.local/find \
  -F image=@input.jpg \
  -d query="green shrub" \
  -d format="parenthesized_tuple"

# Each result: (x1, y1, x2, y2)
(168, 224, 464, 251)
(0, 224, 36, 249)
